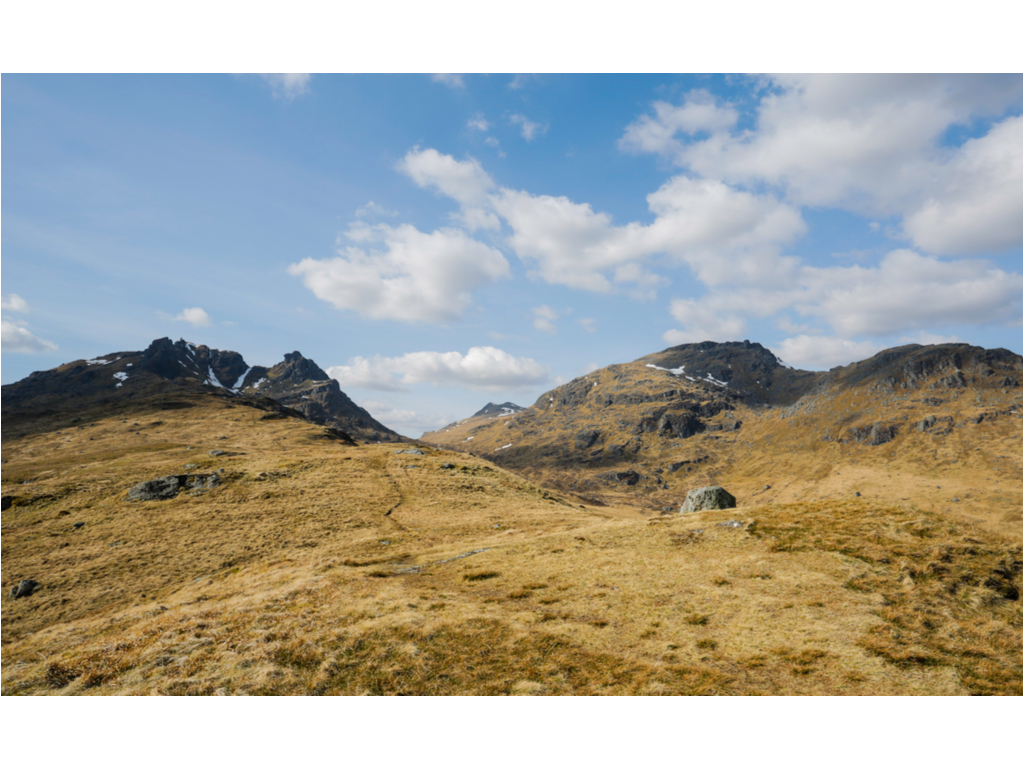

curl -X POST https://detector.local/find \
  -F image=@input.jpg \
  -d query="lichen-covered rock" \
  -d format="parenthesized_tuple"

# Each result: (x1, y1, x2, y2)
(680, 486, 736, 513)
(127, 473, 220, 502)
(9, 579, 39, 599)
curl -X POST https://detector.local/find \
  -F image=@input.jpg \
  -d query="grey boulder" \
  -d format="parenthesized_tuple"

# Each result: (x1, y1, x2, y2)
(128, 473, 221, 502)
(680, 486, 737, 513)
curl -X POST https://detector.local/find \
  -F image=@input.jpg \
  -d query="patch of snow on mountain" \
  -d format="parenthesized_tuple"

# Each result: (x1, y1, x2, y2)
(86, 358, 114, 365)
(646, 363, 686, 375)
(497, 443, 512, 450)
(703, 373, 728, 387)
(463, 436, 475, 442)
(231, 366, 253, 392)
(206, 365, 225, 388)
(113, 371, 129, 388)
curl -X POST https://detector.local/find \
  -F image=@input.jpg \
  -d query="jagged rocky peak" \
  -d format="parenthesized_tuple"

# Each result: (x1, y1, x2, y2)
(269, 351, 330, 384)
(828, 343, 1022, 392)
(137, 337, 250, 389)
(473, 402, 525, 418)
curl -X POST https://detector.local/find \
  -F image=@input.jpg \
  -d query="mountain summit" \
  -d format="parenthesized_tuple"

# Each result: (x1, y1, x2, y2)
(1, 338, 401, 443)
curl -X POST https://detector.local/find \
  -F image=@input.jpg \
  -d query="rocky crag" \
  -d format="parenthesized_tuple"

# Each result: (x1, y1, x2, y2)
(1, 338, 401, 443)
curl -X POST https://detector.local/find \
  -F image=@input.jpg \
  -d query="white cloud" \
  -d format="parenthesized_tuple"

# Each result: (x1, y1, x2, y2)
(2, 294, 29, 312)
(170, 307, 212, 328)
(259, 74, 311, 99)
(799, 249, 1022, 336)
(619, 90, 739, 156)
(772, 336, 882, 371)
(533, 305, 558, 333)
(329, 346, 548, 392)
(466, 115, 490, 131)
(663, 298, 748, 345)
(484, 136, 500, 148)
(398, 147, 495, 206)
(902, 115, 1023, 255)
(354, 200, 398, 219)
(1, 319, 57, 353)
(509, 113, 546, 141)
(357, 399, 450, 437)
(431, 74, 465, 89)
(508, 74, 536, 90)
(289, 223, 510, 323)
(579, 317, 597, 333)
(623, 75, 1023, 255)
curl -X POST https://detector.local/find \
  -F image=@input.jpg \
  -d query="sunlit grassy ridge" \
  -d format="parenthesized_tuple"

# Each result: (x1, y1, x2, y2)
(2, 390, 1020, 695)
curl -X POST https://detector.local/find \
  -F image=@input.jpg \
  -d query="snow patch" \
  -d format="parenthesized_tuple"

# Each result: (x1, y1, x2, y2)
(230, 366, 252, 392)
(497, 443, 512, 450)
(86, 358, 114, 365)
(646, 363, 686, 375)
(206, 365, 225, 388)
(463, 436, 475, 442)
(113, 371, 129, 388)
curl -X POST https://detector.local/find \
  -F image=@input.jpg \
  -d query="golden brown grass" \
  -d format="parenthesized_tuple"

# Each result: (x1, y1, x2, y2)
(2, 391, 1020, 695)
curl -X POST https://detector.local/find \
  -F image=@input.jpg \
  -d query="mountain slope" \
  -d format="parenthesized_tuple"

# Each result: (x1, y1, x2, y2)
(2, 382, 1019, 695)
(423, 341, 1023, 539)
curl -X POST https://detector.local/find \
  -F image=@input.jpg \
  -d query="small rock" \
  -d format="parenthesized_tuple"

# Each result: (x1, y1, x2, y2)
(9, 579, 39, 599)
(183, 463, 199, 470)
(952, 497, 960, 502)
(404, 464, 421, 469)
(209, 449, 226, 457)
(716, 520, 744, 528)
(73, 522, 85, 530)
(441, 463, 455, 469)
(763, 485, 771, 491)
(399, 448, 426, 456)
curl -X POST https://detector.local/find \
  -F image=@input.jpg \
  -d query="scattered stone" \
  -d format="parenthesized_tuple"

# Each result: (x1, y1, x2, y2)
(396, 448, 426, 456)
(9, 579, 39, 599)
(717, 520, 744, 528)
(73, 522, 85, 530)
(952, 497, 960, 502)
(596, 470, 641, 486)
(404, 465, 421, 469)
(209, 449, 226, 456)
(680, 486, 736, 513)
(763, 485, 771, 490)
(127, 473, 221, 501)
(855, 492, 861, 497)
(183, 463, 199, 470)
(441, 463, 455, 469)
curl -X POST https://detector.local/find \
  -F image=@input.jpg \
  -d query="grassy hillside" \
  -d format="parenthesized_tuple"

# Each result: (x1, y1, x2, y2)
(424, 346, 1023, 542)
(2, 389, 1020, 695)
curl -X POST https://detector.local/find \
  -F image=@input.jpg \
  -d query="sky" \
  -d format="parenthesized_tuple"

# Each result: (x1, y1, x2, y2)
(2, 73, 1022, 437)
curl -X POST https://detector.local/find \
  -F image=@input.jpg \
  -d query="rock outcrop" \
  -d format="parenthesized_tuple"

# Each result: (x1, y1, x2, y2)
(127, 473, 221, 501)
(681, 486, 737, 513)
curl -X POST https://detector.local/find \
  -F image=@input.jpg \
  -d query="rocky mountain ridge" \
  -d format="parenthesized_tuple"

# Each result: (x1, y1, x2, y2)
(1, 338, 402, 443)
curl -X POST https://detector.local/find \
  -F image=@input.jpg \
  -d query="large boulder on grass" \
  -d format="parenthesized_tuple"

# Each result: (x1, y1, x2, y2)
(680, 486, 736, 513)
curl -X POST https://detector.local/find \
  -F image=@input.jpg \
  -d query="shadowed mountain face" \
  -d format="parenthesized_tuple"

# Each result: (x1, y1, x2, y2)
(1, 338, 401, 443)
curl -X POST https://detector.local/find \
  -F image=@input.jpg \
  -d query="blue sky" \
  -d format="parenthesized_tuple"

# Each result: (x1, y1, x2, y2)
(2, 73, 1022, 436)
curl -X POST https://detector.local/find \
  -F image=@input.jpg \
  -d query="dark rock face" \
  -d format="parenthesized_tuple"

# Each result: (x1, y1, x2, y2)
(845, 422, 900, 446)
(681, 486, 737, 513)
(596, 470, 641, 486)
(9, 580, 40, 599)
(242, 352, 400, 443)
(574, 429, 602, 449)
(127, 473, 221, 501)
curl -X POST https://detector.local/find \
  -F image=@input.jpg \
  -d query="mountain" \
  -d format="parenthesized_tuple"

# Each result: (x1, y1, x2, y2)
(2, 337, 1020, 695)
(1, 337, 402, 443)
(422, 341, 1023, 539)
(472, 402, 525, 418)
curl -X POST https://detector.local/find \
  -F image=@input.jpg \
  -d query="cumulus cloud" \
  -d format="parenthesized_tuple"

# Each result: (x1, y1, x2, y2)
(466, 115, 490, 132)
(663, 297, 748, 345)
(289, 223, 509, 323)
(902, 115, 1023, 255)
(799, 249, 1022, 336)
(356, 399, 451, 438)
(2, 294, 29, 312)
(1, 319, 57, 353)
(579, 317, 597, 333)
(398, 147, 495, 206)
(622, 75, 1023, 254)
(509, 113, 546, 141)
(328, 346, 549, 392)
(533, 305, 558, 333)
(431, 74, 465, 89)
(170, 307, 212, 328)
(259, 74, 311, 99)
(772, 336, 882, 371)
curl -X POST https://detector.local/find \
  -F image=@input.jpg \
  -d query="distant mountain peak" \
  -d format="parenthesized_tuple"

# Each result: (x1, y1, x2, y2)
(473, 402, 525, 418)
